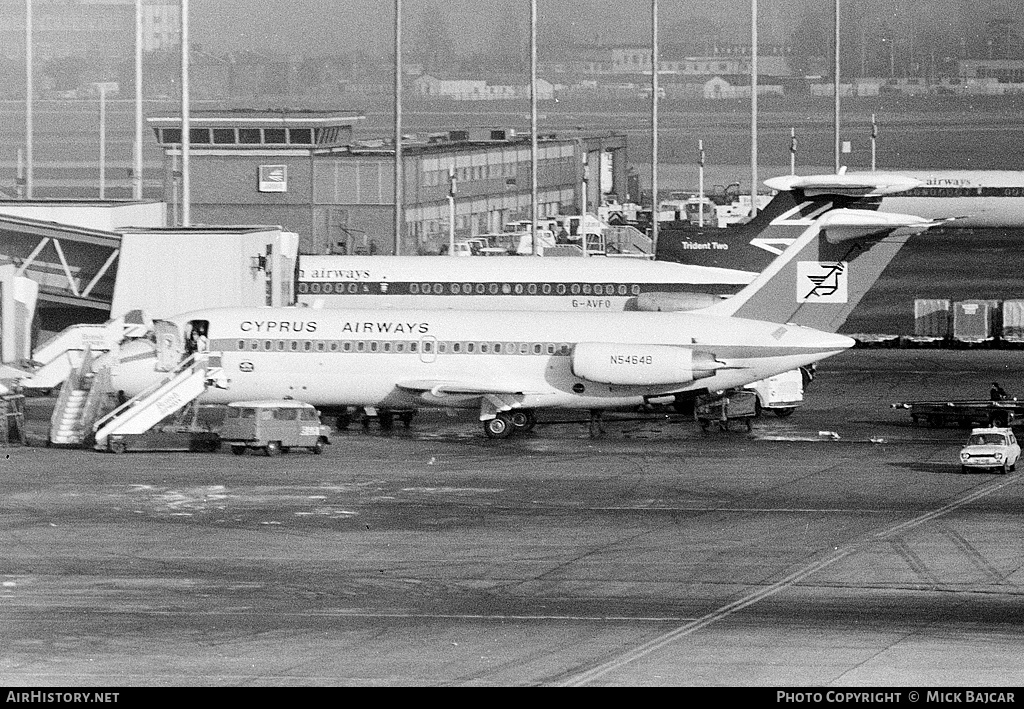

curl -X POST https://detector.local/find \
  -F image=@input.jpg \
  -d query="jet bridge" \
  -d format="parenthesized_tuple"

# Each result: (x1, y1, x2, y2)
(0, 214, 122, 332)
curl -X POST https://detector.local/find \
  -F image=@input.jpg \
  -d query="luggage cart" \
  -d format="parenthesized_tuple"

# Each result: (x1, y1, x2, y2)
(694, 390, 758, 432)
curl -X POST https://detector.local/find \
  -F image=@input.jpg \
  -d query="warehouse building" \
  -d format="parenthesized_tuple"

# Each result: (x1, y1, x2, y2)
(147, 110, 628, 256)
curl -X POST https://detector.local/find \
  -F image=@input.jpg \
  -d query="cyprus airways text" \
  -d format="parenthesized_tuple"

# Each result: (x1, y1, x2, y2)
(238, 320, 430, 334)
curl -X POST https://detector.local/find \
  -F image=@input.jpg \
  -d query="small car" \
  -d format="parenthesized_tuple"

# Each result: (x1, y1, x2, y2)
(959, 427, 1020, 474)
(219, 400, 331, 456)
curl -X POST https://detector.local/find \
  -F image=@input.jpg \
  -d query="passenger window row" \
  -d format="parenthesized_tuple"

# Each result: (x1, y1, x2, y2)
(226, 339, 574, 356)
(297, 281, 644, 296)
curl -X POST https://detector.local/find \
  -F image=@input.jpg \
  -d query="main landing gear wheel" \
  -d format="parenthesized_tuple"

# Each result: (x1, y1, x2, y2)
(483, 414, 514, 439)
(509, 409, 537, 432)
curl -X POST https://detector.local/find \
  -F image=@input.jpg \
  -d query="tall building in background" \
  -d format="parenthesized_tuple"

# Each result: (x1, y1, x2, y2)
(0, 0, 178, 63)
(139, 0, 181, 52)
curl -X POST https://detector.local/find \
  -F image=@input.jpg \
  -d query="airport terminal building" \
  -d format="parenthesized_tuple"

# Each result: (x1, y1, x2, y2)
(147, 110, 628, 256)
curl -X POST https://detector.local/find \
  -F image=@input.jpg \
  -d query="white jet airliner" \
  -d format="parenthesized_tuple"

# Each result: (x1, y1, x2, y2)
(656, 170, 1024, 274)
(96, 195, 929, 440)
(297, 255, 755, 313)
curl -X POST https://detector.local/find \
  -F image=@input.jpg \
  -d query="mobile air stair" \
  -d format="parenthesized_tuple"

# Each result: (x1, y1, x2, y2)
(91, 353, 221, 452)
(605, 225, 653, 258)
(23, 311, 153, 392)
(25, 324, 111, 393)
(48, 347, 111, 447)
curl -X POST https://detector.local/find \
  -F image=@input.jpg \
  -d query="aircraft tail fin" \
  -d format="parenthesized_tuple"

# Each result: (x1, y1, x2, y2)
(697, 208, 934, 332)
(654, 189, 860, 272)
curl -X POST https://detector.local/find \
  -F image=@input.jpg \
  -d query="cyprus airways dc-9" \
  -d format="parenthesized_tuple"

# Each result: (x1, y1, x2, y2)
(96, 191, 924, 440)
(106, 308, 851, 439)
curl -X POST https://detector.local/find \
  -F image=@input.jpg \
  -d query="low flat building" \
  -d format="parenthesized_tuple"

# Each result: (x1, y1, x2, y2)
(148, 110, 628, 256)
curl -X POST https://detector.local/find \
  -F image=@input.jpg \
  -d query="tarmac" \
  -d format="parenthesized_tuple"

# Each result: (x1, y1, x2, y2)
(2, 348, 1023, 687)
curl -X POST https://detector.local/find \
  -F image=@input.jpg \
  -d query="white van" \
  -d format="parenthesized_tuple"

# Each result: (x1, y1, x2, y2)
(219, 400, 330, 456)
(744, 368, 806, 418)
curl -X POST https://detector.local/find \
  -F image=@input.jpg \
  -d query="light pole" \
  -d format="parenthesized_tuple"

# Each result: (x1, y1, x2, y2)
(24, 0, 33, 199)
(697, 139, 705, 227)
(394, 0, 403, 254)
(651, 0, 659, 250)
(134, 0, 143, 200)
(750, 0, 758, 216)
(833, 0, 841, 174)
(530, 0, 538, 255)
(180, 0, 190, 226)
(99, 84, 107, 199)
(447, 166, 456, 256)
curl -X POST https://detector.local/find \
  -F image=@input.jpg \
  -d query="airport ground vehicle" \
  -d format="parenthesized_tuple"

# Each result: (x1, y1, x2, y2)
(694, 390, 758, 432)
(743, 367, 807, 418)
(219, 400, 330, 456)
(892, 399, 1024, 428)
(959, 427, 1020, 473)
(102, 429, 220, 454)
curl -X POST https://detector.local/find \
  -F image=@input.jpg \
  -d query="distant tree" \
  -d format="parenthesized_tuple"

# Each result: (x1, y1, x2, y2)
(662, 16, 724, 55)
(788, 7, 831, 77)
(410, 3, 455, 73)
(984, 16, 1023, 59)
(488, 2, 527, 72)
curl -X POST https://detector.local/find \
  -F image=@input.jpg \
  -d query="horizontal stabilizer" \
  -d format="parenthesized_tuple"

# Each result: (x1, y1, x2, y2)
(764, 172, 922, 197)
(816, 208, 942, 243)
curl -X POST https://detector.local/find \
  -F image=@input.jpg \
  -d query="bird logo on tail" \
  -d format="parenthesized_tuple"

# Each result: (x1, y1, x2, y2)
(797, 262, 847, 302)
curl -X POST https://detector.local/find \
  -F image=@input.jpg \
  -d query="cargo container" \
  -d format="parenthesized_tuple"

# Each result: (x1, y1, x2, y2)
(1000, 299, 1024, 342)
(953, 299, 1001, 343)
(914, 298, 951, 338)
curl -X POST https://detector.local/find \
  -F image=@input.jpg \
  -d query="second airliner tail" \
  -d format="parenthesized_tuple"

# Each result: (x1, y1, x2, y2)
(696, 208, 937, 332)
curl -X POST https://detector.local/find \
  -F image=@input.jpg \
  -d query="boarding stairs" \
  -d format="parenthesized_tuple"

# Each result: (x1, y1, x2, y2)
(91, 353, 224, 450)
(48, 347, 113, 447)
(23, 312, 154, 391)
(24, 324, 111, 392)
(605, 225, 653, 258)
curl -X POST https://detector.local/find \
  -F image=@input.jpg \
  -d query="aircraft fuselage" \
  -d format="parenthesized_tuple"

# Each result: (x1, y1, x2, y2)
(106, 307, 853, 413)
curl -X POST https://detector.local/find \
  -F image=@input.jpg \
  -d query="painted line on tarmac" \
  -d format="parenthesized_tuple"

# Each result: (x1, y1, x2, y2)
(0, 607, 695, 623)
(558, 472, 1021, 687)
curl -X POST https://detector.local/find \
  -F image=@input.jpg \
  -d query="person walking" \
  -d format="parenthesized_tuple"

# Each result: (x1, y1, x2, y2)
(990, 382, 1008, 401)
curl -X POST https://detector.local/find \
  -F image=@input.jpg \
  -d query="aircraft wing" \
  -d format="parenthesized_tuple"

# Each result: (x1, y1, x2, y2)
(816, 208, 950, 243)
(396, 379, 545, 410)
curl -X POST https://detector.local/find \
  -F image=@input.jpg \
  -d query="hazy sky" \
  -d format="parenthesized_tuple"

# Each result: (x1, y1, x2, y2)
(187, 0, 1019, 61)
(189, 0, 807, 56)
